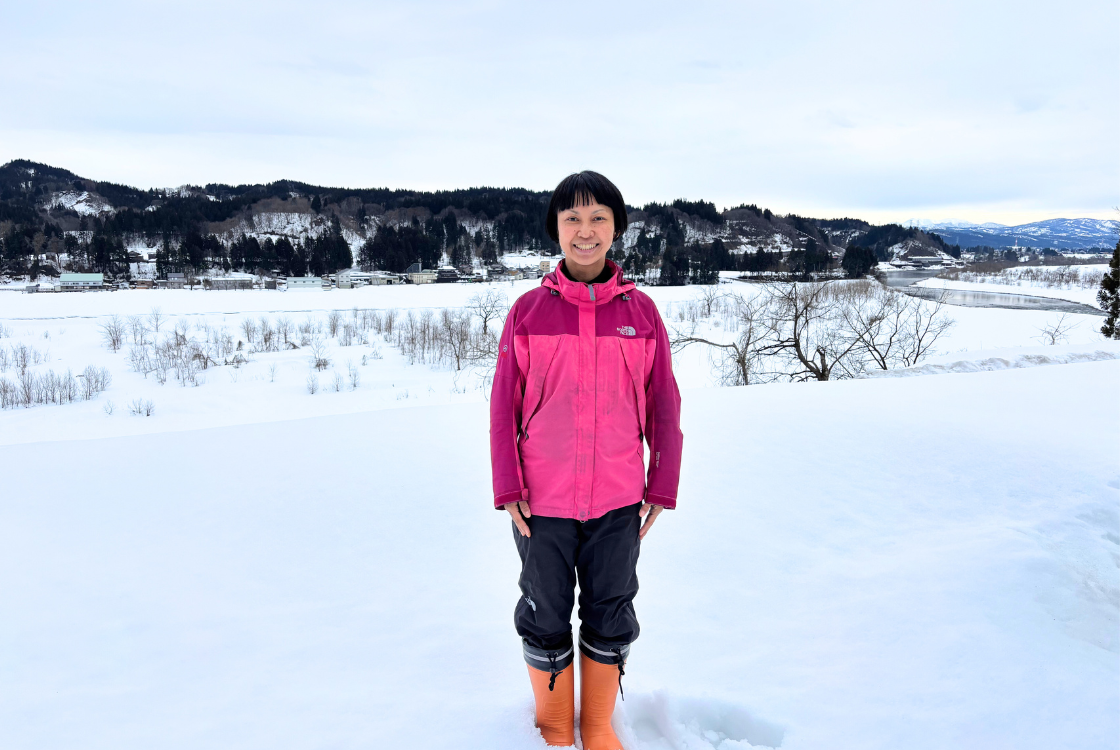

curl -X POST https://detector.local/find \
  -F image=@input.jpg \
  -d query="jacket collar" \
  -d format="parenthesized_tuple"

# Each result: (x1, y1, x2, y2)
(541, 258, 635, 305)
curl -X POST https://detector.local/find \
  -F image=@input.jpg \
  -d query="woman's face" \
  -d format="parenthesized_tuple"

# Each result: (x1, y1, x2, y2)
(557, 201, 615, 275)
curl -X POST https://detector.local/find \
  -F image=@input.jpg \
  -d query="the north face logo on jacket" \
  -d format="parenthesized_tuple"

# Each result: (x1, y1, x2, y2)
(617, 326, 636, 336)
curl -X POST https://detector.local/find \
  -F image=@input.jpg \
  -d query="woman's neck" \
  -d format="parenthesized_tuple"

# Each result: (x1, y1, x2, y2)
(563, 259, 609, 283)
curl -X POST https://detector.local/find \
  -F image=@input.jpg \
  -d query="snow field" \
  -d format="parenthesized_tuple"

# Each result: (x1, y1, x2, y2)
(0, 362, 1116, 749)
(0, 279, 1118, 749)
(0, 281, 1115, 446)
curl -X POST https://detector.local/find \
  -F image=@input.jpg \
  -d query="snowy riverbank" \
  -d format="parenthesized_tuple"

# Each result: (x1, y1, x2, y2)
(914, 264, 1108, 307)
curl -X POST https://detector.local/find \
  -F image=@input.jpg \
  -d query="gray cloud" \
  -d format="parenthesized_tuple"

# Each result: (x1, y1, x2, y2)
(1, 0, 1116, 224)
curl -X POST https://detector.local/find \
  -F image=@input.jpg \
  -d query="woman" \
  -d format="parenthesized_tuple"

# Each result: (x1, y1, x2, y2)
(490, 171, 684, 748)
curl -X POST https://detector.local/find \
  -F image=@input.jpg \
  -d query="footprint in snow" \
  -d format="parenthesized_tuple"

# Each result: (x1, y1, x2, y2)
(609, 691, 785, 750)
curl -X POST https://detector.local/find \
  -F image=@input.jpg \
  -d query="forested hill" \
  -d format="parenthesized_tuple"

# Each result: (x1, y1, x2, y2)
(1, 159, 960, 283)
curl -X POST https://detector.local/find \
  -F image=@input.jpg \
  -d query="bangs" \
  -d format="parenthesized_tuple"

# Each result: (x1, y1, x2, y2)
(546, 171, 628, 243)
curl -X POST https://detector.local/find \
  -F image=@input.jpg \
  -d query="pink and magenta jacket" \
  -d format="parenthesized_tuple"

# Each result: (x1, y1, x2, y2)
(490, 259, 683, 520)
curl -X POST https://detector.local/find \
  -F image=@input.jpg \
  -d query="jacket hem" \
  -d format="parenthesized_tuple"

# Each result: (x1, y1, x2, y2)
(528, 497, 643, 520)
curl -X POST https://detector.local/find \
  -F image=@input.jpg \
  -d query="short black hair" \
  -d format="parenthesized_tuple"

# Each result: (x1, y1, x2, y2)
(546, 171, 628, 243)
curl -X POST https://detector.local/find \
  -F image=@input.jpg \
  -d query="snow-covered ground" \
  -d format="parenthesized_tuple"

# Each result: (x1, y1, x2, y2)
(914, 265, 1108, 307)
(0, 281, 1118, 749)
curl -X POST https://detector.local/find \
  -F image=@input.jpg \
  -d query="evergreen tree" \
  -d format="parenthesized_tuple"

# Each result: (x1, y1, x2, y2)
(841, 245, 877, 278)
(659, 246, 685, 285)
(709, 238, 733, 271)
(1099, 238, 1120, 338)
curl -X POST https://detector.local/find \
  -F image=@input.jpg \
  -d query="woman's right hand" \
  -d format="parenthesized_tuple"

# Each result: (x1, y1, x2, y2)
(505, 500, 532, 537)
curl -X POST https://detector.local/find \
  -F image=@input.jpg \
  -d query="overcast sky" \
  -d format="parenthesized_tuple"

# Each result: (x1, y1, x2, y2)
(2, 0, 1117, 225)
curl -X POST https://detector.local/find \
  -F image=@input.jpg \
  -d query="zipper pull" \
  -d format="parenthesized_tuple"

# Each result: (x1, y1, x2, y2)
(587, 283, 595, 301)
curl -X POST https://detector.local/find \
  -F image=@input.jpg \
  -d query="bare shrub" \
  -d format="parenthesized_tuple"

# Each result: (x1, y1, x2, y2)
(101, 315, 126, 352)
(241, 318, 258, 347)
(277, 317, 294, 346)
(80, 365, 112, 399)
(328, 310, 343, 337)
(129, 398, 155, 416)
(127, 315, 148, 345)
(339, 322, 357, 347)
(309, 336, 331, 371)
(306, 373, 319, 394)
(148, 307, 164, 333)
(1035, 313, 1078, 345)
(258, 317, 277, 352)
(347, 360, 360, 390)
(331, 371, 344, 392)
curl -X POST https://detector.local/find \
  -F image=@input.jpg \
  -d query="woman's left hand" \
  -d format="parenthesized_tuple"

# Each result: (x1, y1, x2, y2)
(638, 503, 664, 541)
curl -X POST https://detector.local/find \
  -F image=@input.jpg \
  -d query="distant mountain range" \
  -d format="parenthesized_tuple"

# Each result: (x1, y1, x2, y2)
(902, 218, 1118, 250)
(1, 159, 1115, 282)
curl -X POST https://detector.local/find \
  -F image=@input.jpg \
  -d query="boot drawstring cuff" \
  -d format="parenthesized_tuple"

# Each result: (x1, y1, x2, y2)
(578, 636, 631, 701)
(523, 641, 574, 692)
(610, 647, 626, 700)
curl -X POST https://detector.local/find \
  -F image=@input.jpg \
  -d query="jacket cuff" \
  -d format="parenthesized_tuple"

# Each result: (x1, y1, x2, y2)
(643, 492, 676, 509)
(495, 490, 524, 509)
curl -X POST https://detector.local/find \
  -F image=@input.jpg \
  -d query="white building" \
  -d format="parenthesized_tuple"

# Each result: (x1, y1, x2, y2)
(58, 273, 104, 291)
(287, 276, 323, 290)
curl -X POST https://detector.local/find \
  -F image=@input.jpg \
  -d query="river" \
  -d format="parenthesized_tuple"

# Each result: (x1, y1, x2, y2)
(877, 270, 1105, 316)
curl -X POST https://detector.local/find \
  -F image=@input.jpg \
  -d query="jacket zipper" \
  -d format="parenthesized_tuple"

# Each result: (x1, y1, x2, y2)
(588, 283, 595, 301)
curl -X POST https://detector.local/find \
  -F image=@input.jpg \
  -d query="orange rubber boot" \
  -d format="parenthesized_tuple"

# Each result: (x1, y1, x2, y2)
(579, 654, 624, 750)
(527, 664, 575, 746)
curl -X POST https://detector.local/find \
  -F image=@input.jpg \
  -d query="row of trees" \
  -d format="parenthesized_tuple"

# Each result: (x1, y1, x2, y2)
(671, 281, 955, 384)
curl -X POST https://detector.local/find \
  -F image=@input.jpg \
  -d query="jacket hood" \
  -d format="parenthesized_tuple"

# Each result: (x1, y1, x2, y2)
(541, 259, 635, 305)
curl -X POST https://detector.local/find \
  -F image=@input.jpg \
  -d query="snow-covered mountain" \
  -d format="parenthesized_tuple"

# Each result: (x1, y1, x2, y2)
(903, 218, 1118, 250)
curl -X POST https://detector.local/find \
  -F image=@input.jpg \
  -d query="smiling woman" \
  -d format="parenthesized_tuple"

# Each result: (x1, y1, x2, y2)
(492, 171, 682, 748)
(545, 171, 629, 283)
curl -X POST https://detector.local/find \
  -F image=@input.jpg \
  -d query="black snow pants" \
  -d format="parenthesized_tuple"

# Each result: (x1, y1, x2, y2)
(514, 502, 641, 684)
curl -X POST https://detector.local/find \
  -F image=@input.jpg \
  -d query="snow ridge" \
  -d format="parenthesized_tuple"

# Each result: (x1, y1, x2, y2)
(863, 349, 1120, 379)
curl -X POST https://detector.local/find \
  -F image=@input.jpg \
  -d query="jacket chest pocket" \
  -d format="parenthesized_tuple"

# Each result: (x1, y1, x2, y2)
(616, 337, 648, 440)
(520, 336, 561, 437)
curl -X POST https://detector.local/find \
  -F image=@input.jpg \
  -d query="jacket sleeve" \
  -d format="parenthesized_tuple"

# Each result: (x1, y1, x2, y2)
(643, 309, 683, 508)
(490, 300, 526, 509)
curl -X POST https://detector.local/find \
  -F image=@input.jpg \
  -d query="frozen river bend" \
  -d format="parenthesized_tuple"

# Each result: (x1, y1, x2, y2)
(1, 358, 1117, 749)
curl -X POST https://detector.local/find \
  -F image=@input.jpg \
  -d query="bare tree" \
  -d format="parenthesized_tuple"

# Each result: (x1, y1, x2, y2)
(466, 289, 509, 336)
(841, 285, 954, 371)
(101, 315, 126, 352)
(148, 307, 164, 333)
(697, 284, 724, 318)
(755, 282, 867, 381)
(308, 336, 331, 371)
(438, 308, 473, 371)
(672, 293, 774, 385)
(1035, 313, 1078, 345)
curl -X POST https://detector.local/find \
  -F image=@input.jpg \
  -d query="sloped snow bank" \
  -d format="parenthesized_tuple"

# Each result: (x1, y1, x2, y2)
(1, 361, 1116, 749)
(862, 344, 1120, 378)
